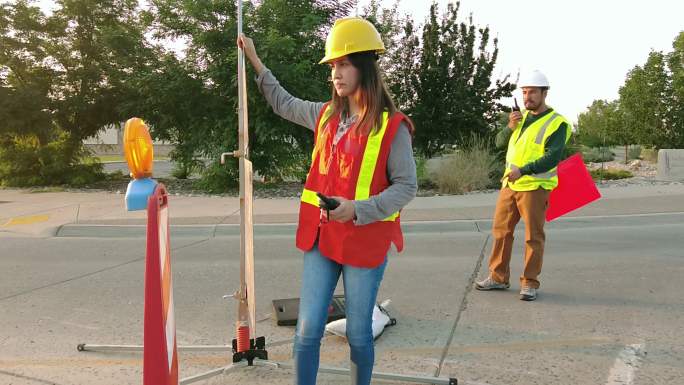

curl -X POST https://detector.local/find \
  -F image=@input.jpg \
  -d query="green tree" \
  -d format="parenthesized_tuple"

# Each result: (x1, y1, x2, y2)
(142, 0, 354, 190)
(667, 31, 684, 147)
(619, 50, 670, 149)
(411, 2, 514, 157)
(0, 0, 159, 186)
(364, 1, 420, 114)
(579, 31, 684, 151)
(577, 100, 626, 148)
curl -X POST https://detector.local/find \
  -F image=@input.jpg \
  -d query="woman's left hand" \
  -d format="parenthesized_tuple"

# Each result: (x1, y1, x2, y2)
(328, 196, 356, 223)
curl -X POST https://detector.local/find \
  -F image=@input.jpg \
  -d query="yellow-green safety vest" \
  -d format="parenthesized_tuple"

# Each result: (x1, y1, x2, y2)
(503, 110, 572, 191)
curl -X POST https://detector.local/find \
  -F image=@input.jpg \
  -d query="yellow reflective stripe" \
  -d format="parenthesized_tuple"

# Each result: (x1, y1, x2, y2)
(300, 188, 319, 207)
(304, 111, 400, 222)
(354, 112, 399, 222)
(355, 112, 389, 200)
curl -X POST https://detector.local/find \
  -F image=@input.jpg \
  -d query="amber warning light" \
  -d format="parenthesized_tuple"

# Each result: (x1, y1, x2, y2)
(123, 117, 158, 211)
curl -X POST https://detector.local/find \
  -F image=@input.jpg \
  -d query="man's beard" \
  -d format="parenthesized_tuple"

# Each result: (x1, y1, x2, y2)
(526, 100, 541, 111)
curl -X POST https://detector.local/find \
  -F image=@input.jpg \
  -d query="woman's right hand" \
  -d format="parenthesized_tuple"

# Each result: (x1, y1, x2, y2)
(237, 34, 264, 75)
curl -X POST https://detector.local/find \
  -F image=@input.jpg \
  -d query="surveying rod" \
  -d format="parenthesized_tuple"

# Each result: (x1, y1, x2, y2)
(233, 0, 257, 352)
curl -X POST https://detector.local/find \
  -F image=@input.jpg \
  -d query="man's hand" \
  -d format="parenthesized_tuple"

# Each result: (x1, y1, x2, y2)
(507, 165, 522, 183)
(328, 196, 356, 223)
(508, 111, 522, 129)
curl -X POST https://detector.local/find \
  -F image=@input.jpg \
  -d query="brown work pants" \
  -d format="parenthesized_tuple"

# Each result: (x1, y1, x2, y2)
(488, 187, 550, 289)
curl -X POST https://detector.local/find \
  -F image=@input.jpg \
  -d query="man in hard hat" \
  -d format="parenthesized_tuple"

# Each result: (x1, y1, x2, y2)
(475, 70, 572, 301)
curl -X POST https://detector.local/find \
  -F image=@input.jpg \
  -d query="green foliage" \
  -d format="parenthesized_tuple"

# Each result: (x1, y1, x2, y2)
(667, 32, 684, 147)
(134, 0, 353, 191)
(590, 168, 633, 180)
(619, 51, 671, 148)
(433, 135, 496, 194)
(1, 0, 517, 191)
(194, 161, 239, 193)
(414, 154, 435, 189)
(579, 31, 684, 150)
(0, 0, 159, 186)
(409, 3, 514, 157)
(577, 100, 626, 148)
(627, 145, 642, 161)
(581, 146, 615, 163)
(105, 169, 128, 181)
(0, 133, 103, 187)
(640, 147, 658, 162)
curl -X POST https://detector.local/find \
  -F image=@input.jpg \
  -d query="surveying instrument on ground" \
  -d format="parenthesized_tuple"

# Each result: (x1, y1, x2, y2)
(78, 2, 457, 384)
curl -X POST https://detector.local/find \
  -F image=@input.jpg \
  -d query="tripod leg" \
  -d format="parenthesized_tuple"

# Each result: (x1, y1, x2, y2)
(179, 361, 250, 385)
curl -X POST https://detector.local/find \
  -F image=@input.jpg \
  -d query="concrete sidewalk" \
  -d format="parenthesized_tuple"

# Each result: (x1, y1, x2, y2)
(1, 183, 684, 237)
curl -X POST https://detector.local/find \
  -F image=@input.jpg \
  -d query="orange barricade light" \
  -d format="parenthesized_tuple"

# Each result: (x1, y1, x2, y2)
(123, 117, 154, 179)
(123, 117, 158, 211)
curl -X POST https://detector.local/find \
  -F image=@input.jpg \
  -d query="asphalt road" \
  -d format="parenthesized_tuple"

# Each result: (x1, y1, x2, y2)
(1, 214, 682, 385)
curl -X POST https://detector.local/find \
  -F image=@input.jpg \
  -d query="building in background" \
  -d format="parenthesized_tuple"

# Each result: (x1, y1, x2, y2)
(84, 123, 174, 157)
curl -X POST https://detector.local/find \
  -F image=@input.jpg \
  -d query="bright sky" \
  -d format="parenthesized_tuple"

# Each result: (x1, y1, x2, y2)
(34, 0, 684, 122)
(360, 0, 684, 122)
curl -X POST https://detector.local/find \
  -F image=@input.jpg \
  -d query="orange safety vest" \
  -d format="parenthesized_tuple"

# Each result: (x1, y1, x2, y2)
(295, 103, 408, 268)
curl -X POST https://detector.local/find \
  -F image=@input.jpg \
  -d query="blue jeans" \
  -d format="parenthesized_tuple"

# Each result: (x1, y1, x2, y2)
(294, 244, 387, 385)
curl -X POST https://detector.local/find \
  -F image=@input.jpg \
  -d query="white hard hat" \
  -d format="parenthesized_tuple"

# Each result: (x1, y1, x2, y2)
(519, 70, 550, 89)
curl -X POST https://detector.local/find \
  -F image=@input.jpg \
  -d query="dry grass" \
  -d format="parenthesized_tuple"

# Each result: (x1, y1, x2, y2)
(433, 137, 497, 194)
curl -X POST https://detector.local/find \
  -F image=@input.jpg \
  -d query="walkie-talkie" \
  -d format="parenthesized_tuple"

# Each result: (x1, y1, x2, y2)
(317, 192, 340, 221)
(316, 192, 340, 210)
(513, 98, 521, 112)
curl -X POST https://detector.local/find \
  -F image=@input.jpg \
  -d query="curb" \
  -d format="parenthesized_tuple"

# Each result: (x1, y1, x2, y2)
(54, 212, 684, 238)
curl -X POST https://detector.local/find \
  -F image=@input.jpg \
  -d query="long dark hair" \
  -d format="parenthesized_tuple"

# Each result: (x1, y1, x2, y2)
(322, 51, 414, 136)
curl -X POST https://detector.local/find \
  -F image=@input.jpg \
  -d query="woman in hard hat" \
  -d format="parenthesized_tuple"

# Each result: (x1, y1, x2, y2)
(238, 16, 416, 385)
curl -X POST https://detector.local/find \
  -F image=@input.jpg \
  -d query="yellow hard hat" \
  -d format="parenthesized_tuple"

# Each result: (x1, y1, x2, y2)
(319, 17, 385, 64)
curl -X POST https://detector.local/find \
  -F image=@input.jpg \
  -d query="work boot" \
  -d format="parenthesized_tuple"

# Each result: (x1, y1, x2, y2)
(519, 286, 537, 301)
(474, 276, 510, 291)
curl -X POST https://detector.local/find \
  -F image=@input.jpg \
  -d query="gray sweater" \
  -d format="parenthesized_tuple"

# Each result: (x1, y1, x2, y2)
(255, 68, 417, 225)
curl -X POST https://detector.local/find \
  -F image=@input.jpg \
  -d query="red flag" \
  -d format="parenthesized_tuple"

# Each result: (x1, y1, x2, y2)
(546, 153, 601, 221)
(143, 184, 178, 385)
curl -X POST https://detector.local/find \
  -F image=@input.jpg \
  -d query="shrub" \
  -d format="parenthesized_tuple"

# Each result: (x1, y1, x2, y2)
(433, 136, 497, 194)
(581, 146, 614, 163)
(415, 155, 436, 189)
(0, 134, 103, 187)
(194, 161, 238, 193)
(640, 147, 658, 162)
(590, 168, 633, 180)
(627, 145, 642, 161)
(171, 159, 204, 180)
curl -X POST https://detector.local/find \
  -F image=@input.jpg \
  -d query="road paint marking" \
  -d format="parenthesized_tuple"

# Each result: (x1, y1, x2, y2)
(605, 344, 644, 385)
(2, 215, 50, 227)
